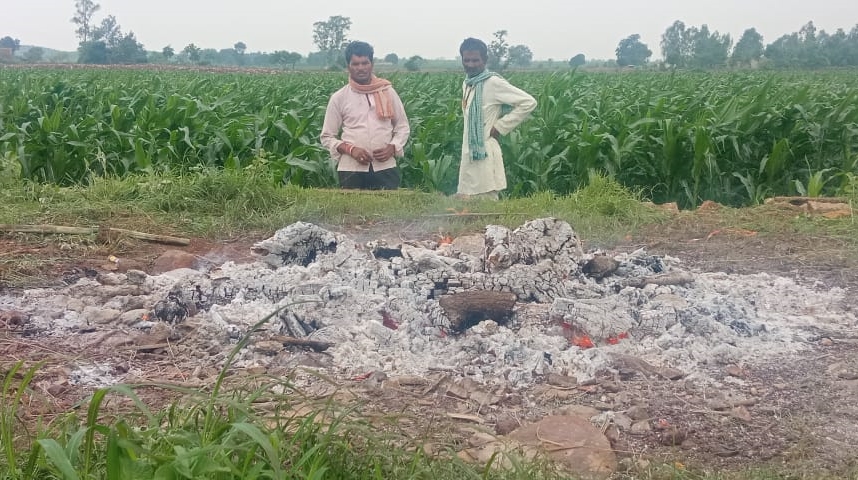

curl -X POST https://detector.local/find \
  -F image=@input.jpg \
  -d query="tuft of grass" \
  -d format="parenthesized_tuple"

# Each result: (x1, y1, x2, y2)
(0, 167, 659, 240)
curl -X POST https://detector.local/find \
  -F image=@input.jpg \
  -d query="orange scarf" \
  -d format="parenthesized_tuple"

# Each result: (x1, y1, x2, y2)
(349, 75, 394, 119)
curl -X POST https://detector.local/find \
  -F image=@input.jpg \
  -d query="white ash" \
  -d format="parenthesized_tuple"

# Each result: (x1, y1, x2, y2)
(68, 362, 140, 388)
(2, 218, 854, 390)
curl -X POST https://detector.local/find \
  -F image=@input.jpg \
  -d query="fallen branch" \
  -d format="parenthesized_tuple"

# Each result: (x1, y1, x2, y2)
(0, 224, 190, 246)
(446, 412, 485, 424)
(423, 212, 529, 217)
(121, 343, 170, 352)
(271, 335, 333, 352)
(765, 196, 849, 204)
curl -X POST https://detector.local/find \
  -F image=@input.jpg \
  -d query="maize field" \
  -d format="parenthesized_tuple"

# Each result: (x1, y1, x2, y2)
(1, 67, 857, 207)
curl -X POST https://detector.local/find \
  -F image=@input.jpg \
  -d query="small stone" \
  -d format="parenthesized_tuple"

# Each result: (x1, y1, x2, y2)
(494, 414, 519, 435)
(625, 405, 650, 421)
(630, 420, 652, 434)
(820, 337, 834, 347)
(0, 310, 29, 327)
(658, 367, 686, 380)
(602, 381, 622, 393)
(730, 405, 753, 422)
(151, 250, 199, 274)
(658, 427, 687, 446)
(47, 383, 69, 396)
(612, 413, 633, 431)
(553, 404, 600, 419)
(547, 373, 577, 388)
(82, 306, 121, 325)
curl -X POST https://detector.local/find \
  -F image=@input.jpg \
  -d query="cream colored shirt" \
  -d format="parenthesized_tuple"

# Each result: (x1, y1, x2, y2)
(321, 84, 410, 172)
(459, 75, 536, 195)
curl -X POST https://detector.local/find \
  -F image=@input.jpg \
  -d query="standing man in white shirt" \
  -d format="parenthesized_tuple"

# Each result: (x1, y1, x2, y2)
(458, 37, 537, 199)
(321, 41, 411, 190)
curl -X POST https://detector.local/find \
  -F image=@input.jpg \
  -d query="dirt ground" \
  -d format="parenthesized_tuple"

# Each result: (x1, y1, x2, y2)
(2, 205, 857, 477)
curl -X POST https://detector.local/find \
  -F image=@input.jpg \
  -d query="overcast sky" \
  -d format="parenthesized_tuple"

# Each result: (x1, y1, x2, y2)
(4, 0, 857, 60)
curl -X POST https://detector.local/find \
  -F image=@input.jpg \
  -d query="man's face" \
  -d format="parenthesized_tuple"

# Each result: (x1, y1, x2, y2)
(461, 50, 486, 77)
(348, 55, 373, 85)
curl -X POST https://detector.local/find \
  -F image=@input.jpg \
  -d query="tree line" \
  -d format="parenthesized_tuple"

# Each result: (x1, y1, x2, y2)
(614, 20, 858, 68)
(3, 4, 858, 70)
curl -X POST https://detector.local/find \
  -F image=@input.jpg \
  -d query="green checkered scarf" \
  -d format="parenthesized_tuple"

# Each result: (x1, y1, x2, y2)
(464, 70, 499, 160)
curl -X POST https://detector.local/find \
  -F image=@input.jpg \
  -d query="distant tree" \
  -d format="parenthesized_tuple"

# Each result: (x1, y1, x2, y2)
(78, 40, 108, 63)
(661, 20, 691, 67)
(731, 28, 764, 66)
(508, 44, 533, 67)
(76, 15, 145, 64)
(271, 50, 302, 69)
(616, 34, 652, 66)
(71, 0, 100, 43)
(183, 43, 201, 63)
(403, 55, 423, 71)
(568, 53, 586, 67)
(488, 30, 509, 71)
(313, 15, 351, 66)
(849, 25, 858, 65)
(305, 51, 327, 67)
(199, 48, 219, 65)
(689, 25, 731, 68)
(764, 22, 821, 68)
(765, 33, 801, 67)
(162, 45, 175, 60)
(23, 46, 44, 62)
(820, 28, 850, 66)
(797, 21, 826, 67)
(92, 15, 121, 46)
(217, 48, 239, 65)
(0, 36, 21, 54)
(383, 53, 399, 65)
(234, 41, 246, 55)
(286, 52, 303, 68)
(763, 21, 840, 68)
(110, 32, 146, 63)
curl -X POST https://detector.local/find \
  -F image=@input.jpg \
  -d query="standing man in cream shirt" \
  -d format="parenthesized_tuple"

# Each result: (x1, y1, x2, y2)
(458, 37, 537, 199)
(321, 41, 410, 190)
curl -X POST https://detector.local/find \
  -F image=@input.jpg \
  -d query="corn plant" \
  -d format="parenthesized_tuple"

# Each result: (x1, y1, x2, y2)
(3, 68, 858, 206)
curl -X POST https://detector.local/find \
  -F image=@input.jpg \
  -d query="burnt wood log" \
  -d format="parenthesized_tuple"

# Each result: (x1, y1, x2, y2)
(582, 256, 620, 279)
(439, 290, 517, 332)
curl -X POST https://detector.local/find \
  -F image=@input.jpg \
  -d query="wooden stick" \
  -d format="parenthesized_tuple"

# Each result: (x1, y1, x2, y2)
(108, 227, 190, 246)
(423, 212, 529, 217)
(271, 335, 334, 352)
(0, 224, 190, 246)
(766, 196, 848, 204)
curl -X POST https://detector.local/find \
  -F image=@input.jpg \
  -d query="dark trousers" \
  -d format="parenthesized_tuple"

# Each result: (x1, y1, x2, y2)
(338, 166, 400, 190)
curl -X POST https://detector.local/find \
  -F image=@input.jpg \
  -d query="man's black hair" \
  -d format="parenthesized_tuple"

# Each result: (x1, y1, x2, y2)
(459, 37, 488, 61)
(345, 41, 374, 64)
